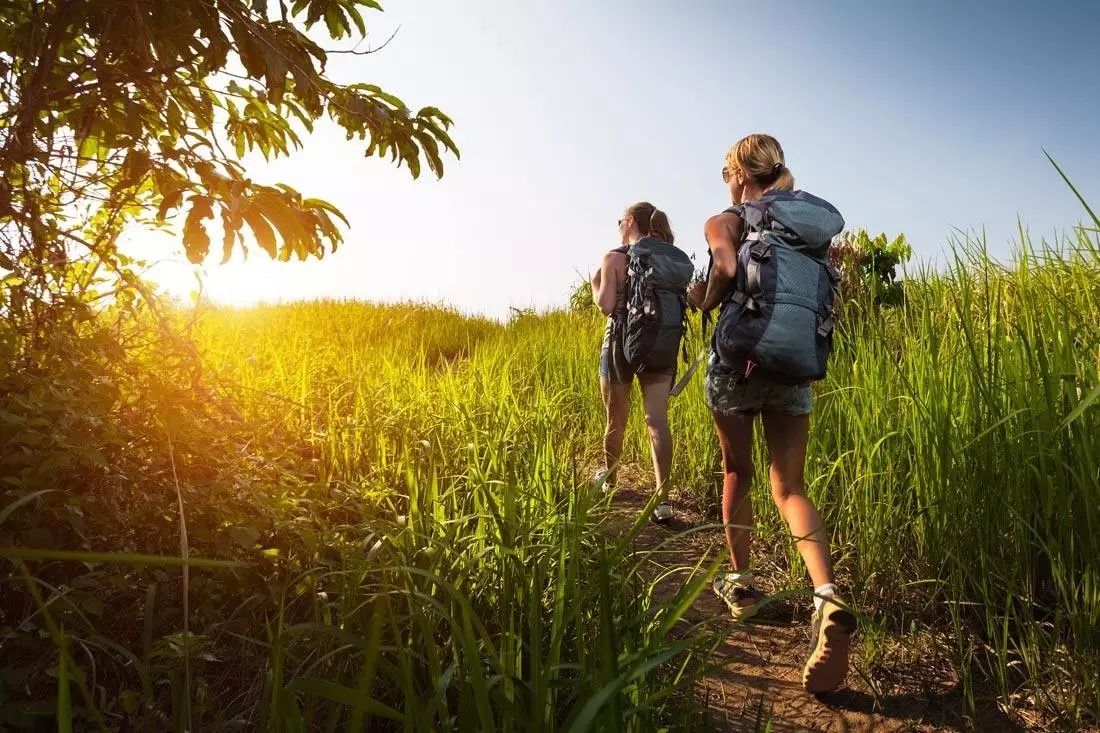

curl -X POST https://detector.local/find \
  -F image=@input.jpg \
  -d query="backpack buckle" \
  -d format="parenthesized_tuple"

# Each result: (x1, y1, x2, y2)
(732, 291, 759, 313)
(749, 241, 772, 261)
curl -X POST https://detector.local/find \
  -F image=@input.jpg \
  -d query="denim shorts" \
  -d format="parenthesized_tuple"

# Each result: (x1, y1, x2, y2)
(704, 355, 813, 417)
(599, 320, 677, 385)
(599, 346, 677, 384)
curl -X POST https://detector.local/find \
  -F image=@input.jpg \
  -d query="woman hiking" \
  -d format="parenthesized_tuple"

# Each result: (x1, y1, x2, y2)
(591, 202, 693, 523)
(687, 134, 857, 693)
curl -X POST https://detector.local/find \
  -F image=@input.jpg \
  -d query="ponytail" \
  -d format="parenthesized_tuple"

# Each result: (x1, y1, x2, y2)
(768, 163, 796, 192)
(648, 207, 675, 244)
(625, 201, 676, 244)
(726, 134, 796, 192)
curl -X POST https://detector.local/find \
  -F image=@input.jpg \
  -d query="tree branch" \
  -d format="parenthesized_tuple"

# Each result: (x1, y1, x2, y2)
(324, 25, 400, 56)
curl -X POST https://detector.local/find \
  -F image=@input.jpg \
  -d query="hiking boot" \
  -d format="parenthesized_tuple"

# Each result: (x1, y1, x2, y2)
(802, 595, 857, 693)
(651, 501, 673, 524)
(593, 468, 614, 494)
(713, 572, 765, 621)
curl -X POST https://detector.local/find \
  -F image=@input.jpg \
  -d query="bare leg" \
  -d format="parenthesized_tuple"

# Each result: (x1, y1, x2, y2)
(600, 377, 630, 485)
(638, 373, 673, 491)
(761, 411, 834, 588)
(713, 411, 755, 571)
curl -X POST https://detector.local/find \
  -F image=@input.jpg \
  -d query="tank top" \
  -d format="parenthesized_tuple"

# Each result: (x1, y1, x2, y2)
(602, 245, 630, 348)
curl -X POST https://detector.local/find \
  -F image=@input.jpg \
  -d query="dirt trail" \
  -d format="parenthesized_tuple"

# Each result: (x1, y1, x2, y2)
(605, 483, 1025, 732)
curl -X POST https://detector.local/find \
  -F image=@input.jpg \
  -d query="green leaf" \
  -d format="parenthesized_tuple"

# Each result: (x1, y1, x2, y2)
(231, 19, 268, 78)
(0, 547, 242, 568)
(156, 188, 184, 221)
(243, 204, 278, 258)
(323, 6, 345, 38)
(1060, 383, 1100, 430)
(120, 690, 141, 715)
(76, 133, 101, 163)
(343, 3, 367, 36)
(227, 525, 261, 550)
(1045, 149, 1100, 230)
(0, 490, 58, 527)
(285, 678, 403, 721)
(221, 209, 239, 264)
(183, 195, 214, 263)
(302, 197, 349, 227)
(254, 193, 311, 257)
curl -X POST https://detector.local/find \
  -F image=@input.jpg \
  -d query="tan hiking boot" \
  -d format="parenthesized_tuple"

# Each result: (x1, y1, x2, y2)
(713, 573, 766, 621)
(802, 595, 857, 693)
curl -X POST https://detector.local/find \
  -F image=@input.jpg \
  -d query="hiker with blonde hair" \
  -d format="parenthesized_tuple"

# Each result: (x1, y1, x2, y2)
(592, 202, 693, 523)
(687, 134, 857, 693)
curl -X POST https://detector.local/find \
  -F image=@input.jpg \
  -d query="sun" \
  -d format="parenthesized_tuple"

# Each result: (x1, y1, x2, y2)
(122, 227, 288, 307)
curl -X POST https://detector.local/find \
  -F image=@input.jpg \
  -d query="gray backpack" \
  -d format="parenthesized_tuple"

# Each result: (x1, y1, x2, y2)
(713, 190, 845, 382)
(620, 237, 695, 371)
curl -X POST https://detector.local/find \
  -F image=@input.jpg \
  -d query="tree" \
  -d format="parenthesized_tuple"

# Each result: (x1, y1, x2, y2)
(0, 0, 458, 344)
(0, 9, 456, 721)
(829, 230, 912, 308)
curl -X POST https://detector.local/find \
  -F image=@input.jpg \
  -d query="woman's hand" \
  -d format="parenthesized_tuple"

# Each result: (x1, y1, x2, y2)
(687, 281, 706, 308)
(693, 213, 743, 312)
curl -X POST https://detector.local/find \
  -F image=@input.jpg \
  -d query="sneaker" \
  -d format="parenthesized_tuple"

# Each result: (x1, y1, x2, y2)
(713, 572, 765, 621)
(802, 595, 857, 693)
(651, 501, 673, 524)
(593, 468, 614, 494)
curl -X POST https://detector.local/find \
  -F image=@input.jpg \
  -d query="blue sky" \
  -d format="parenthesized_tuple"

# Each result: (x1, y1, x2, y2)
(141, 0, 1100, 318)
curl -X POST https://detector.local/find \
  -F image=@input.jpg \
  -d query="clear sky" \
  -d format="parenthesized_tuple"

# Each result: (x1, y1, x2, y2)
(139, 0, 1100, 319)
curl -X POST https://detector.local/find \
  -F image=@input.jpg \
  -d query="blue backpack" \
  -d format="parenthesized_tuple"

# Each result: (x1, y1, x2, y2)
(619, 237, 695, 370)
(713, 190, 845, 383)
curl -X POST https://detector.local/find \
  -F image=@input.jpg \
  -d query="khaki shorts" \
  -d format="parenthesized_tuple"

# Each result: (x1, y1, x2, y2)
(704, 356, 813, 417)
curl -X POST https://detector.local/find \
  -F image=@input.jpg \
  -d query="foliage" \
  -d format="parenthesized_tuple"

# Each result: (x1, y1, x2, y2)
(1, 13, 1098, 724)
(569, 277, 595, 313)
(1, 302, 714, 729)
(0, 0, 459, 356)
(670, 224, 1099, 727)
(829, 229, 913, 307)
(3, 221, 1100, 726)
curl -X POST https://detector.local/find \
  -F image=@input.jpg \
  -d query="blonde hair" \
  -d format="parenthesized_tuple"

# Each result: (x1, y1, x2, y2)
(625, 201, 675, 244)
(725, 133, 795, 192)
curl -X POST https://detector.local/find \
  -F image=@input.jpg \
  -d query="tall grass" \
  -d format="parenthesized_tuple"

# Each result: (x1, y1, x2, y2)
(656, 224, 1099, 722)
(196, 214, 1097, 725)
(820, 227, 1099, 721)
(198, 302, 719, 730)
(3, 220, 1097, 727)
(1, 299, 720, 729)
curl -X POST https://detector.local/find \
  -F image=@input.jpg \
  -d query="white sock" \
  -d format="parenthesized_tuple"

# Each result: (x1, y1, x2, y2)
(813, 583, 839, 612)
(727, 570, 754, 587)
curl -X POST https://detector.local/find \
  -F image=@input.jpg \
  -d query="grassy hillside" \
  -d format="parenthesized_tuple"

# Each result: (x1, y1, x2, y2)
(1, 228, 1097, 729)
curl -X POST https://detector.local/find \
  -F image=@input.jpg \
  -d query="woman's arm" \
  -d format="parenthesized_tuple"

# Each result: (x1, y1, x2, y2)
(688, 213, 743, 312)
(592, 251, 626, 316)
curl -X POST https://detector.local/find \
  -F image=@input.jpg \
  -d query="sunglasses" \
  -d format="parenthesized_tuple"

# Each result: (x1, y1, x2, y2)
(721, 166, 732, 184)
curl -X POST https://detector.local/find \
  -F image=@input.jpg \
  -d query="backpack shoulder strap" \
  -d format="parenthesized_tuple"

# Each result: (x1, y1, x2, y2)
(725, 200, 774, 242)
(728, 203, 773, 311)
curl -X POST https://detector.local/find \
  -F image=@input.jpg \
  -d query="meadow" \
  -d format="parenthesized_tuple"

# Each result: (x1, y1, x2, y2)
(4, 0, 1096, 729)
(1, 219, 1098, 730)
